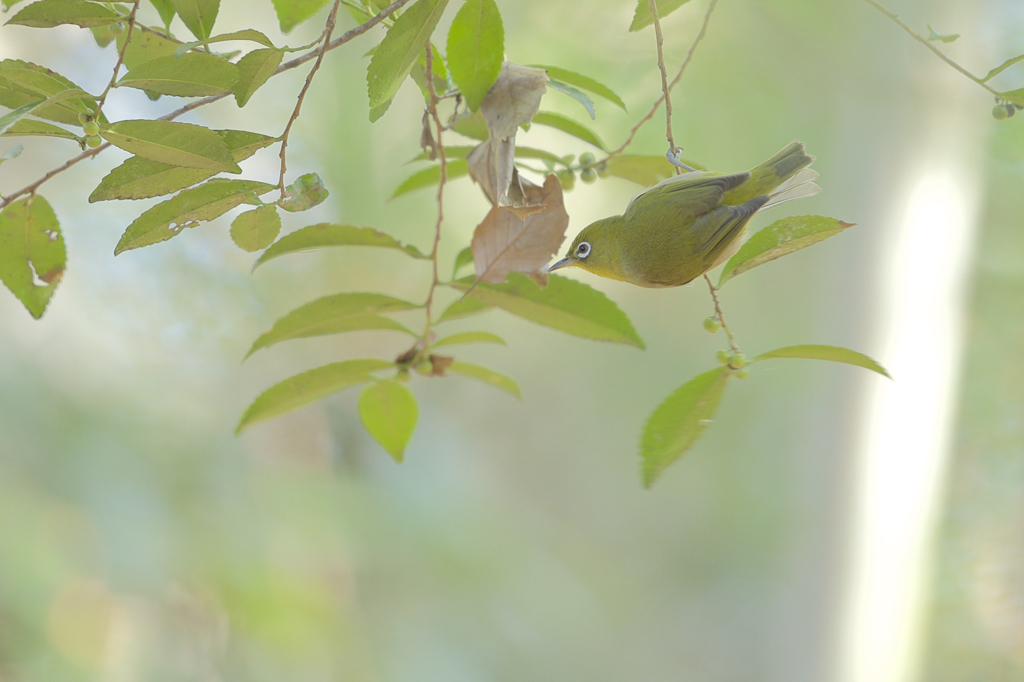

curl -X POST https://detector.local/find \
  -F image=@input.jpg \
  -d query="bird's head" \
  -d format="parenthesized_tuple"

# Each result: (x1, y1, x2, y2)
(547, 217, 627, 281)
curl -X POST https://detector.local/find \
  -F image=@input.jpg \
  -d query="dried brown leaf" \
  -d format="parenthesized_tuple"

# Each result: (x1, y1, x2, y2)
(427, 353, 454, 376)
(480, 63, 548, 140)
(420, 111, 437, 161)
(471, 174, 568, 285)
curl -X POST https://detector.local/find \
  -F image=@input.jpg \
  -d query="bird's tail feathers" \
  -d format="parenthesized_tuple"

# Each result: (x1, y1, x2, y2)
(762, 167, 821, 210)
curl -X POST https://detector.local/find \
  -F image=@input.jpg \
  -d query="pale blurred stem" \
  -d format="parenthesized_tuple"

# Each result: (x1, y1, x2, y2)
(95, 0, 140, 113)
(0, 0, 414, 210)
(421, 45, 447, 346)
(647, 0, 680, 175)
(277, 0, 342, 196)
(704, 275, 741, 354)
(605, 0, 718, 160)
(860, 0, 1000, 96)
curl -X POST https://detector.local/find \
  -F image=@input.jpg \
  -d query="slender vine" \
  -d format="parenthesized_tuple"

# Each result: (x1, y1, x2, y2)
(421, 44, 448, 346)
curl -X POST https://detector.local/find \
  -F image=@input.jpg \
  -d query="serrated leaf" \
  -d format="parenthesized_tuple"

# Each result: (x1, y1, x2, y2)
(237, 359, 392, 433)
(254, 223, 427, 268)
(630, 0, 692, 32)
(359, 380, 418, 461)
(0, 60, 95, 125)
(531, 111, 607, 151)
(718, 215, 853, 286)
(529, 65, 626, 110)
(232, 48, 283, 107)
(117, 27, 181, 70)
(432, 331, 505, 348)
(448, 360, 520, 398)
(452, 245, 474, 277)
(366, 0, 450, 112)
(169, 0, 219, 40)
(90, 129, 275, 202)
(603, 154, 686, 186)
(450, 272, 644, 347)
(1000, 88, 1024, 108)
(117, 53, 238, 97)
(641, 367, 729, 487)
(149, 0, 176, 26)
(273, 0, 329, 33)
(926, 24, 959, 43)
(546, 80, 595, 119)
(7, 0, 122, 28)
(279, 172, 328, 212)
(174, 29, 277, 58)
(101, 120, 241, 173)
(754, 345, 891, 378)
(392, 159, 469, 198)
(230, 206, 280, 252)
(1, 119, 77, 141)
(0, 195, 65, 319)
(437, 295, 492, 323)
(983, 54, 1024, 83)
(115, 179, 274, 253)
(446, 0, 504, 111)
(246, 293, 420, 357)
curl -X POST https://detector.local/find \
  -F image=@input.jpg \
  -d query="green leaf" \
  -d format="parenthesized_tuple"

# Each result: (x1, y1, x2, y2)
(169, 0, 219, 40)
(117, 27, 181, 70)
(117, 53, 238, 97)
(101, 120, 241, 173)
(90, 23, 119, 48)
(254, 223, 427, 268)
(452, 245, 474, 277)
(436, 295, 492, 323)
(273, 0, 329, 33)
(604, 154, 690, 185)
(718, 215, 854, 286)
(528, 65, 626, 110)
(0, 60, 96, 125)
(999, 88, 1024, 108)
(0, 89, 92, 137)
(450, 273, 644, 347)
(630, 0, 692, 32)
(446, 0, 504, 111)
(926, 24, 959, 43)
(173, 29, 278, 58)
(983, 54, 1024, 83)
(641, 367, 729, 487)
(448, 360, 520, 398)
(230, 206, 280, 252)
(451, 109, 489, 140)
(359, 380, 418, 461)
(7, 0, 122, 28)
(754, 345, 891, 379)
(530, 111, 607, 151)
(232, 48, 283, 107)
(237, 359, 392, 433)
(366, 0, 450, 112)
(0, 195, 65, 319)
(546, 80, 595, 119)
(246, 293, 419, 357)
(114, 179, 275, 254)
(432, 331, 505, 348)
(1, 119, 78, 140)
(89, 129, 275, 202)
(279, 172, 329, 212)
(0, 144, 23, 166)
(392, 159, 469, 198)
(149, 0, 176, 27)
(409, 144, 476, 161)
(409, 42, 449, 100)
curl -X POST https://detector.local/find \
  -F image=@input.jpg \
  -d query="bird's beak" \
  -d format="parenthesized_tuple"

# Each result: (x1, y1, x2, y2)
(547, 257, 574, 272)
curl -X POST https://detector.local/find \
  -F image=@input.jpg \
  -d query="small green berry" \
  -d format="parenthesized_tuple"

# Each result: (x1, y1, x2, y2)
(414, 360, 432, 375)
(85, 135, 102, 148)
(396, 368, 411, 383)
(1007, 104, 1016, 118)
(702, 316, 721, 333)
(994, 104, 1009, 120)
(580, 167, 597, 184)
(579, 152, 595, 168)
(78, 112, 89, 124)
(82, 120, 100, 136)
(716, 349, 730, 365)
(557, 169, 575, 191)
(734, 367, 750, 380)
(728, 353, 747, 369)
(596, 162, 610, 179)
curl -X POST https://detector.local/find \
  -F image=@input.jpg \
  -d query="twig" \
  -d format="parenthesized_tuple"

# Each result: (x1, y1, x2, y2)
(703, 274, 740, 355)
(278, 0, 343, 194)
(605, 0, 718, 159)
(647, 0, 679, 174)
(95, 0, 141, 113)
(421, 44, 447, 340)
(0, 0, 415, 210)
(860, 0, 999, 97)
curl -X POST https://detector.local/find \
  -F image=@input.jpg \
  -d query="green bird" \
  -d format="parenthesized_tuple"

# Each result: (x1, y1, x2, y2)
(548, 141, 820, 287)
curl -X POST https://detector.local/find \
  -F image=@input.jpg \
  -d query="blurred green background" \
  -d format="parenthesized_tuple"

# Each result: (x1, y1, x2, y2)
(1, 0, 1022, 680)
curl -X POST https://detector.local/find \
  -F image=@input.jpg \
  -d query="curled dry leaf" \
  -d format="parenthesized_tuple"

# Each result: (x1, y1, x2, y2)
(466, 62, 548, 207)
(427, 353, 454, 376)
(471, 174, 568, 286)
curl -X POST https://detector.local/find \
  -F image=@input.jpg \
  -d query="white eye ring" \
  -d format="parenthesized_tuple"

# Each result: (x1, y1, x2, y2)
(576, 241, 591, 259)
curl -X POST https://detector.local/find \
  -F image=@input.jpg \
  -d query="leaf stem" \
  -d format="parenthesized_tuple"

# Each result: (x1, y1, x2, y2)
(95, 0, 141, 113)
(278, 0, 342, 196)
(704, 274, 740, 355)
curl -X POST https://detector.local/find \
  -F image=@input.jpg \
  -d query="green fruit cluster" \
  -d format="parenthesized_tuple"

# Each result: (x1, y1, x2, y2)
(993, 98, 1022, 120)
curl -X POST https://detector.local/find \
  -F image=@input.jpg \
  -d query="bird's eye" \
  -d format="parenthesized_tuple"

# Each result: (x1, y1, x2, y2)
(576, 241, 591, 259)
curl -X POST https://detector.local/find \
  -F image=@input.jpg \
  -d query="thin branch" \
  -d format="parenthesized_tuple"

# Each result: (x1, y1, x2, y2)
(859, 0, 999, 97)
(278, 0, 343, 194)
(0, 0, 415, 210)
(421, 44, 447, 340)
(647, 0, 679, 173)
(703, 274, 740, 355)
(605, 0, 718, 159)
(95, 0, 141, 112)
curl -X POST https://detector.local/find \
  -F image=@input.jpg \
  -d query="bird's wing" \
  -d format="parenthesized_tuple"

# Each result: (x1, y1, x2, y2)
(624, 172, 751, 221)
(693, 194, 770, 269)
